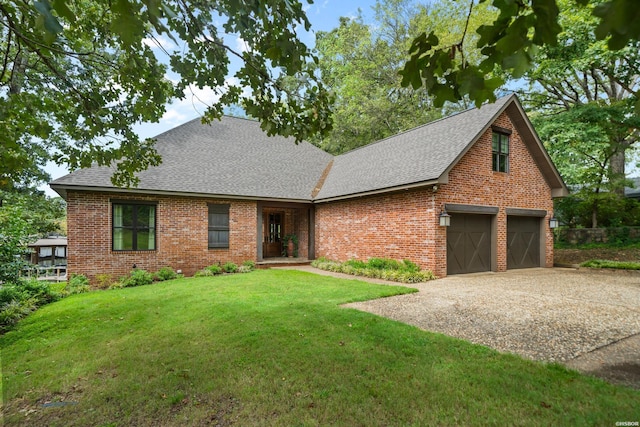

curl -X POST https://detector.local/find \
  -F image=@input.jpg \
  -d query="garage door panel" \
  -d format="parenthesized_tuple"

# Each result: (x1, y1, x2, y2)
(447, 214, 491, 275)
(507, 217, 540, 269)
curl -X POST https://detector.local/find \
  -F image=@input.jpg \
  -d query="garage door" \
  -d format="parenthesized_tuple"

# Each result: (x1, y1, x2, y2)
(447, 214, 492, 275)
(507, 216, 540, 269)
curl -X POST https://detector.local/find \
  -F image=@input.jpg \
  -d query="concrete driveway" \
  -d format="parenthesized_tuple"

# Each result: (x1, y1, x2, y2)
(341, 268, 640, 388)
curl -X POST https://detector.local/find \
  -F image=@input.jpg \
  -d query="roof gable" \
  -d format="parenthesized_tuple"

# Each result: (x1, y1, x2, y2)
(313, 94, 567, 201)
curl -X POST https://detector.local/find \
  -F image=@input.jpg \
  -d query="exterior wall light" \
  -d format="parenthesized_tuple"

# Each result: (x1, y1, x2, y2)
(439, 210, 451, 227)
(549, 217, 559, 229)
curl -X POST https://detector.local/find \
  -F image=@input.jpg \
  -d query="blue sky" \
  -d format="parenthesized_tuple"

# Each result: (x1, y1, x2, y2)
(43, 1, 380, 194)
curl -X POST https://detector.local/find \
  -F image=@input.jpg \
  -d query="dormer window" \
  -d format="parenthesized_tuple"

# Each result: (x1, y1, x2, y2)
(492, 131, 509, 173)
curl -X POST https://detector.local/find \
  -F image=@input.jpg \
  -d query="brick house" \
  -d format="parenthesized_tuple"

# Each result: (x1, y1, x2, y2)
(51, 94, 567, 281)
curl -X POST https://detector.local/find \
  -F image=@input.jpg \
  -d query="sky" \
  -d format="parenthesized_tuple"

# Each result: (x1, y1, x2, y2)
(42, 0, 380, 196)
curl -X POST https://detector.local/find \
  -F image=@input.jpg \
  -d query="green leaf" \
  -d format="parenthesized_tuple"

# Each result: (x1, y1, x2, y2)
(531, 0, 561, 45)
(34, 0, 64, 35)
(51, 0, 76, 23)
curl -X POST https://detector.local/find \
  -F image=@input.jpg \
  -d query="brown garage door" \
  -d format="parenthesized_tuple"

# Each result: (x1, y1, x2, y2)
(507, 216, 540, 269)
(447, 214, 492, 275)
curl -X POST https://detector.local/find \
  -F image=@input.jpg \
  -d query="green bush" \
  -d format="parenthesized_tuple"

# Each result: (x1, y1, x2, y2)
(120, 269, 154, 288)
(366, 258, 406, 271)
(242, 260, 256, 270)
(207, 265, 223, 275)
(95, 273, 115, 290)
(402, 259, 420, 272)
(67, 274, 90, 294)
(344, 259, 367, 269)
(581, 259, 640, 270)
(0, 299, 36, 331)
(0, 279, 64, 332)
(311, 258, 437, 283)
(222, 262, 238, 273)
(155, 266, 178, 281)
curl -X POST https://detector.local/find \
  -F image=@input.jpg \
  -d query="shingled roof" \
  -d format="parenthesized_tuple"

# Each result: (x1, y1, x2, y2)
(50, 94, 567, 202)
(51, 116, 333, 202)
(315, 94, 567, 200)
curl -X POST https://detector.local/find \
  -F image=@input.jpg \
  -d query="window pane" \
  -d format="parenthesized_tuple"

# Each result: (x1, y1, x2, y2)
(136, 205, 155, 227)
(114, 228, 133, 250)
(136, 230, 155, 250)
(115, 205, 134, 227)
(492, 133, 499, 152)
(501, 135, 509, 154)
(209, 230, 229, 247)
(210, 213, 229, 227)
(499, 154, 508, 172)
(39, 247, 52, 257)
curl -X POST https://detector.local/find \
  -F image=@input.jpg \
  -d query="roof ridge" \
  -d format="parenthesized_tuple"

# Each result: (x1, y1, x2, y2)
(147, 114, 260, 141)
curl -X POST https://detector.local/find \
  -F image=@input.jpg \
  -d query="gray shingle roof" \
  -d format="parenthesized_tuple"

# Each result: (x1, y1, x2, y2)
(51, 94, 567, 202)
(51, 116, 333, 201)
(313, 95, 514, 200)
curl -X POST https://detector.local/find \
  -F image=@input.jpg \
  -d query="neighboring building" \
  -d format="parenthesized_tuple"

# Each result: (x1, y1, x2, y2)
(625, 177, 640, 200)
(26, 236, 68, 282)
(28, 236, 67, 267)
(51, 94, 567, 281)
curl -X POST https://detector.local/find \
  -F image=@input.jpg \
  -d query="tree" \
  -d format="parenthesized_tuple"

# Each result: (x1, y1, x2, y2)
(1, 0, 332, 189)
(523, 0, 640, 226)
(399, 0, 640, 110)
(314, 0, 495, 154)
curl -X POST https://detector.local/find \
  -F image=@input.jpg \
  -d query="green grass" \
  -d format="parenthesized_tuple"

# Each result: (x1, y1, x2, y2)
(581, 259, 640, 270)
(1, 270, 638, 426)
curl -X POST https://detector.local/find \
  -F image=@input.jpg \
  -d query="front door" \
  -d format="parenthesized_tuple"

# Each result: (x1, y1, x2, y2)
(263, 212, 283, 257)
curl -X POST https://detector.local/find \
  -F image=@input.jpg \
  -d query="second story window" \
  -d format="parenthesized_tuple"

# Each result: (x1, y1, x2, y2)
(492, 132, 509, 173)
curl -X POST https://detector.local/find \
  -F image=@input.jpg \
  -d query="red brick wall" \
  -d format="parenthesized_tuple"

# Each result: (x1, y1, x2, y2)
(66, 192, 257, 283)
(315, 111, 555, 277)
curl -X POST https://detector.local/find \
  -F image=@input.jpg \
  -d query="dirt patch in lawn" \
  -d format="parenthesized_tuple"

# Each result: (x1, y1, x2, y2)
(555, 247, 640, 265)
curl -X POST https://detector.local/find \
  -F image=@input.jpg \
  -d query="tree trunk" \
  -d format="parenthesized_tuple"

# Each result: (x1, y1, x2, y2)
(609, 147, 627, 197)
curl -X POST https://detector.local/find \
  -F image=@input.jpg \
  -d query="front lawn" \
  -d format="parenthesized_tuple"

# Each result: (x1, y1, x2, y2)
(1, 270, 637, 426)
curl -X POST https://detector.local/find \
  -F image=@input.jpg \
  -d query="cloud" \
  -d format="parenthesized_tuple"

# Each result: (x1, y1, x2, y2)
(159, 77, 250, 126)
(235, 36, 250, 53)
(142, 35, 177, 51)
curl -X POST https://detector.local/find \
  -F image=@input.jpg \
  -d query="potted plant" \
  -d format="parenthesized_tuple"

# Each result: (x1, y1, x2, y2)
(281, 234, 298, 258)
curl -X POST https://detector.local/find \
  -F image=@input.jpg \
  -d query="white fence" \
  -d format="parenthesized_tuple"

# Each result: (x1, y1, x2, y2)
(24, 266, 68, 282)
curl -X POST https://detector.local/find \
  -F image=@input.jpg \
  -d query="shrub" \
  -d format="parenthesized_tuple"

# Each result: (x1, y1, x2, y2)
(344, 259, 367, 269)
(0, 279, 64, 332)
(242, 260, 256, 270)
(402, 259, 420, 272)
(95, 274, 115, 290)
(222, 262, 238, 273)
(20, 279, 64, 305)
(67, 274, 90, 294)
(120, 269, 154, 288)
(155, 266, 178, 281)
(237, 265, 252, 273)
(207, 265, 223, 275)
(367, 257, 402, 270)
(311, 258, 437, 283)
(581, 259, 640, 270)
(194, 269, 213, 278)
(0, 299, 36, 331)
